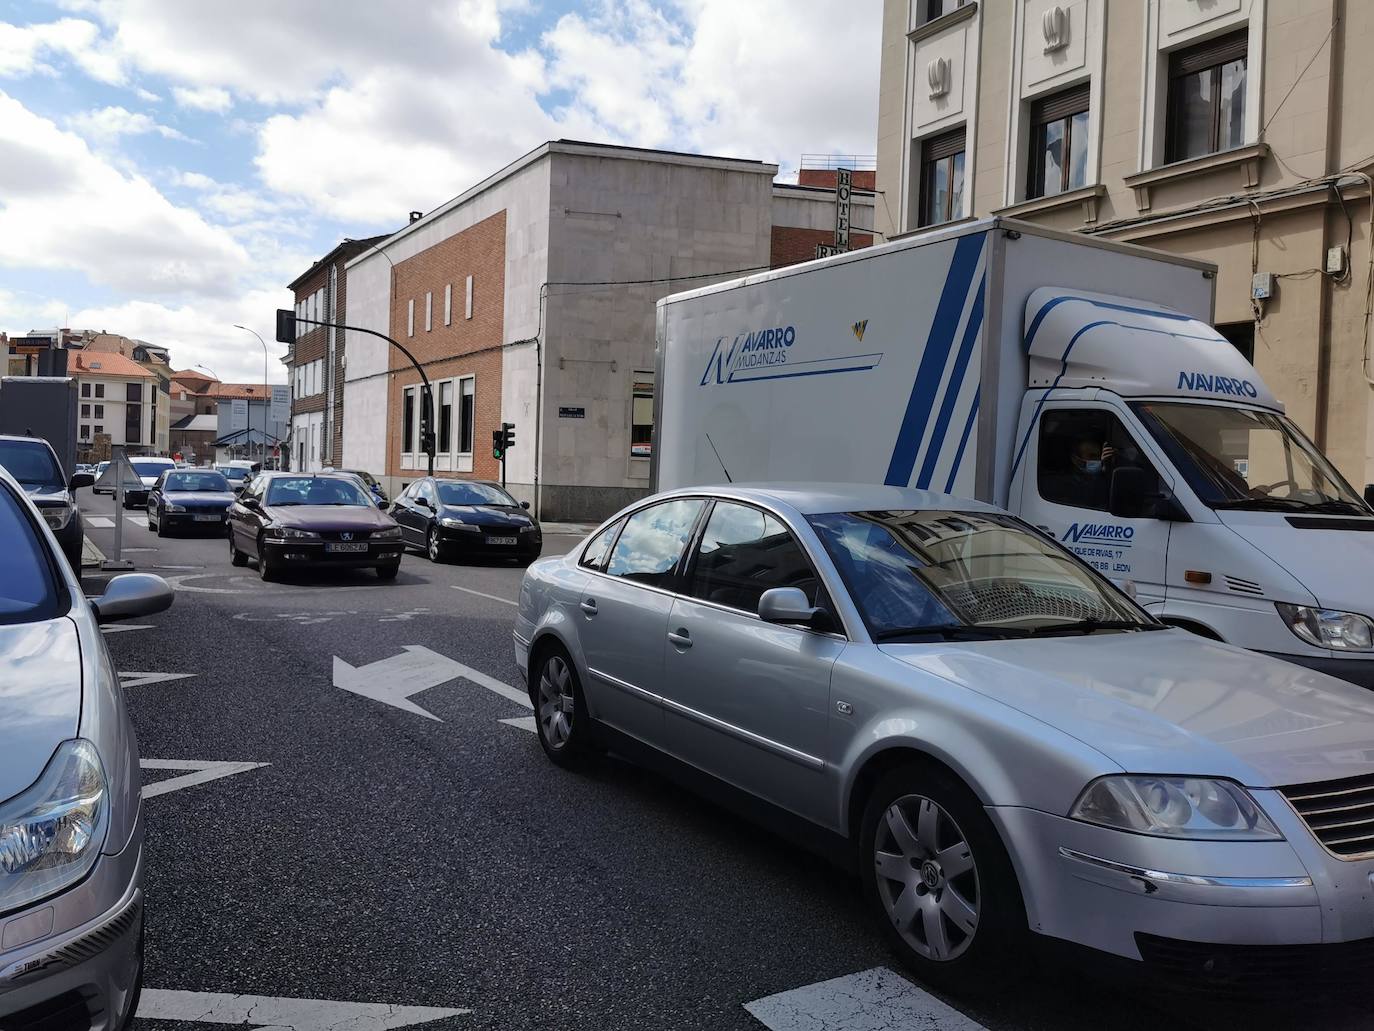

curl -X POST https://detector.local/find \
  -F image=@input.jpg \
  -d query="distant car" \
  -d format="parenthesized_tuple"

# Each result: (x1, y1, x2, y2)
(215, 461, 257, 491)
(92, 460, 112, 494)
(121, 457, 177, 509)
(227, 472, 404, 581)
(330, 470, 387, 509)
(339, 468, 388, 506)
(0, 463, 172, 1030)
(390, 477, 541, 564)
(0, 435, 94, 571)
(146, 469, 235, 536)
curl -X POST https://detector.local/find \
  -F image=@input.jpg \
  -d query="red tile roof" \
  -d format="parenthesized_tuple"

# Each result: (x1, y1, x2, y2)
(70, 351, 155, 379)
(205, 382, 271, 400)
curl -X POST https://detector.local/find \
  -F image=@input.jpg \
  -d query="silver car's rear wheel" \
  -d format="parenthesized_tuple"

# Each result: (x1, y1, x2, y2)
(873, 794, 979, 962)
(537, 655, 575, 750)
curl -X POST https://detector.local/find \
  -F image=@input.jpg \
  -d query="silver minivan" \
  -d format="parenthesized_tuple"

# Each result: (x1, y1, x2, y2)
(0, 466, 172, 1028)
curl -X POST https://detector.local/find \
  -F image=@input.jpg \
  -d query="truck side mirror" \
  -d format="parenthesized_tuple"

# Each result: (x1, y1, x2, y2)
(1109, 466, 1189, 522)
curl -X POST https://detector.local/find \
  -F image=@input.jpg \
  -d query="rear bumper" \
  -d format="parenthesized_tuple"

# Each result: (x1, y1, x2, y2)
(1259, 650, 1374, 690)
(262, 540, 403, 569)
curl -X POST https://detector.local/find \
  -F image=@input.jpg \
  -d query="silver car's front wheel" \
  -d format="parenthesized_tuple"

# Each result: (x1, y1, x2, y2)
(873, 794, 979, 962)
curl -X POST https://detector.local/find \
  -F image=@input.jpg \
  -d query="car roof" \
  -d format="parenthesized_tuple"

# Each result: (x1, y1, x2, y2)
(650, 482, 1005, 517)
(0, 434, 56, 450)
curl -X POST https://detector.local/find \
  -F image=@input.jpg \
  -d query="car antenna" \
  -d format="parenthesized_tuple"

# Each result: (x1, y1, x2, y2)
(704, 433, 733, 483)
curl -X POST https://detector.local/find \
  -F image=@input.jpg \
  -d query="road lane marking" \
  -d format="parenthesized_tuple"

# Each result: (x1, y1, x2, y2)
(744, 967, 987, 1031)
(499, 716, 538, 734)
(87, 516, 114, 528)
(137, 989, 469, 1029)
(450, 585, 518, 607)
(140, 759, 270, 799)
(119, 671, 196, 687)
(101, 623, 153, 634)
(334, 645, 531, 721)
(125, 516, 145, 526)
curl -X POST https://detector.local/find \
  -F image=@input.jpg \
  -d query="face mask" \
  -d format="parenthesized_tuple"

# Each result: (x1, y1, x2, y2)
(1082, 460, 1103, 475)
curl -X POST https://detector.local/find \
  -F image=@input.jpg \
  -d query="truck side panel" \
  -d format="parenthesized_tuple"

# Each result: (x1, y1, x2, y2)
(657, 230, 991, 494)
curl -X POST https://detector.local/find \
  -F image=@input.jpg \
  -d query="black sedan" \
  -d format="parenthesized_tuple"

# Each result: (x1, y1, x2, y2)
(227, 472, 405, 581)
(146, 468, 235, 536)
(390, 477, 542, 564)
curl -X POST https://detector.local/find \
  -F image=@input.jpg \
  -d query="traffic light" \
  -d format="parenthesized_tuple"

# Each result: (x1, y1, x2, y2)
(501, 422, 516, 452)
(275, 308, 296, 344)
(491, 429, 504, 461)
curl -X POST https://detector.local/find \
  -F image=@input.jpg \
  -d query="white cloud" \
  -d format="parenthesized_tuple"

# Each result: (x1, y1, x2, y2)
(68, 104, 189, 142)
(172, 85, 231, 112)
(0, 17, 121, 82)
(172, 170, 285, 221)
(133, 86, 159, 102)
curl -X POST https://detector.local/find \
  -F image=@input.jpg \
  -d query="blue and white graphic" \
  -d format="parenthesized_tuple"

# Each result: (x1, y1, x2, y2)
(699, 324, 882, 386)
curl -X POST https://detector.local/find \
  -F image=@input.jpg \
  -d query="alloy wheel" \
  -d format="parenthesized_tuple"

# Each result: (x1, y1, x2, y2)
(537, 654, 575, 750)
(428, 527, 441, 562)
(873, 794, 979, 962)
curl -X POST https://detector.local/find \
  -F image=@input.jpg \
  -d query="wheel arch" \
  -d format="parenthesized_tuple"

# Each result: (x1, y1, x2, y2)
(1159, 617, 1222, 641)
(845, 746, 972, 843)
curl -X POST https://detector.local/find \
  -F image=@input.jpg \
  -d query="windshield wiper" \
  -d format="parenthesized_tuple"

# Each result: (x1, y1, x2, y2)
(1212, 497, 1308, 511)
(1027, 618, 1162, 636)
(1301, 499, 1371, 516)
(874, 624, 1032, 642)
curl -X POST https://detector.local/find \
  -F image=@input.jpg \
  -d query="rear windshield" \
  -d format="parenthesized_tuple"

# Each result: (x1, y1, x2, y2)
(218, 466, 250, 481)
(0, 440, 62, 489)
(0, 483, 61, 623)
(165, 471, 230, 492)
(132, 460, 172, 477)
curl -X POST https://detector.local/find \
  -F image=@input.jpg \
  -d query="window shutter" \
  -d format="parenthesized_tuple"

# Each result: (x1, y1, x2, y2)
(1171, 30, 1247, 77)
(1032, 83, 1090, 124)
(924, 127, 965, 162)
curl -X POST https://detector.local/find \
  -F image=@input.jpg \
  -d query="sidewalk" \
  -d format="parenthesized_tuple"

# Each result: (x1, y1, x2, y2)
(81, 534, 106, 570)
(540, 521, 597, 537)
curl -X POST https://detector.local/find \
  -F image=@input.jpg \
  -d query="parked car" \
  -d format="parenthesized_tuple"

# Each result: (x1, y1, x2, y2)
(391, 477, 541, 564)
(227, 472, 404, 581)
(91, 460, 111, 494)
(0, 435, 94, 571)
(515, 482, 1374, 994)
(339, 468, 388, 507)
(145, 468, 235, 536)
(120, 457, 177, 509)
(0, 464, 172, 1030)
(215, 461, 256, 492)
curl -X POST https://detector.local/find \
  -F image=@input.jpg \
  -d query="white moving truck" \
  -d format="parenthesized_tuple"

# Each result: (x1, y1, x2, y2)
(654, 218, 1374, 687)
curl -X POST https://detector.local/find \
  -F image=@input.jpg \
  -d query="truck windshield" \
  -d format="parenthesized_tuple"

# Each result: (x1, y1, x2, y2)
(0, 439, 62, 489)
(809, 509, 1151, 641)
(1130, 402, 1367, 514)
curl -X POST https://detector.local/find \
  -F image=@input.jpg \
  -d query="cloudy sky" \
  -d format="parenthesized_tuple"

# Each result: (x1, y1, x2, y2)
(0, 0, 881, 382)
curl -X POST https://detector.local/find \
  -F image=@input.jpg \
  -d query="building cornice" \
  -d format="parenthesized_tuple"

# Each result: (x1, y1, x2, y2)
(907, 2, 977, 44)
(1122, 142, 1269, 213)
(993, 183, 1106, 226)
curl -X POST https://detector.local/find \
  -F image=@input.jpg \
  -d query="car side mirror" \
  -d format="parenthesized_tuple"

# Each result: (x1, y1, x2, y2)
(241, 497, 260, 511)
(1108, 467, 1189, 522)
(520, 500, 530, 510)
(69, 472, 94, 490)
(377, 498, 387, 508)
(91, 573, 173, 624)
(758, 587, 835, 631)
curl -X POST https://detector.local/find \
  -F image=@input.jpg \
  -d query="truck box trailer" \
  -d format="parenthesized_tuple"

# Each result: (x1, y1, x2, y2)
(654, 217, 1374, 687)
(0, 376, 79, 478)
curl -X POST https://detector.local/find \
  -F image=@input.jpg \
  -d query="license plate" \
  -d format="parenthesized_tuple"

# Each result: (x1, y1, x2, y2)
(326, 542, 369, 553)
(487, 536, 517, 545)
(193, 514, 221, 522)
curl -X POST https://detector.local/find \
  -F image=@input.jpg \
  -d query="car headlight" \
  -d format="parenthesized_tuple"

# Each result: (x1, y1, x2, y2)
(164, 502, 186, 513)
(40, 502, 73, 531)
(439, 518, 480, 532)
(373, 526, 402, 540)
(1069, 775, 1281, 840)
(266, 527, 320, 540)
(0, 740, 109, 911)
(1276, 603, 1374, 652)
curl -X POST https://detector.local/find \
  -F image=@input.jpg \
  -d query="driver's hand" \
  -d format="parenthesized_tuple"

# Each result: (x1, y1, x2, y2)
(1101, 444, 1117, 464)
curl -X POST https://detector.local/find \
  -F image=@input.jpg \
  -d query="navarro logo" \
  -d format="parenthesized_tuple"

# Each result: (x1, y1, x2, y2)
(700, 326, 796, 385)
(852, 319, 868, 342)
(1063, 522, 1134, 544)
(1178, 371, 1258, 398)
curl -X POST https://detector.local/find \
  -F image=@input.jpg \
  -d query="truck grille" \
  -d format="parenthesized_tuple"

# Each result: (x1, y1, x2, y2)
(1281, 773, 1374, 857)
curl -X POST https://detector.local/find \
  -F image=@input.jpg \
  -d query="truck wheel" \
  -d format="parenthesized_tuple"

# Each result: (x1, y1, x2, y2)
(859, 762, 1027, 995)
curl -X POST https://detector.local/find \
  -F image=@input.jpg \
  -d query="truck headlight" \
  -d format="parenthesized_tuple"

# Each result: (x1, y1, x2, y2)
(372, 526, 402, 540)
(439, 518, 480, 532)
(0, 740, 109, 911)
(1276, 603, 1374, 651)
(1069, 775, 1281, 840)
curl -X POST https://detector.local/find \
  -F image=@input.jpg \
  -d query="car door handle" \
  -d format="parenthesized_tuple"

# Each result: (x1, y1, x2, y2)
(667, 628, 692, 649)
(580, 599, 598, 616)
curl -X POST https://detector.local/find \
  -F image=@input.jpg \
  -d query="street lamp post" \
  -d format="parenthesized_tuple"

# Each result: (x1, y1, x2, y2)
(233, 325, 271, 468)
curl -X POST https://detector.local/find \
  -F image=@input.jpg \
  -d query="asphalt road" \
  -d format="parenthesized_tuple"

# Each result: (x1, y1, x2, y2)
(73, 489, 1374, 1031)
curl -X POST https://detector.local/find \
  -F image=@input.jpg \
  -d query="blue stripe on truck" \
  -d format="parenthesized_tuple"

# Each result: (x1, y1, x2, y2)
(945, 388, 980, 494)
(884, 233, 985, 487)
(916, 275, 985, 489)
(1022, 294, 1193, 353)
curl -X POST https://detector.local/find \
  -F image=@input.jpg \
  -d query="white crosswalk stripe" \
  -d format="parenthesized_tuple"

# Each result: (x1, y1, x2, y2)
(87, 516, 114, 528)
(744, 968, 987, 1031)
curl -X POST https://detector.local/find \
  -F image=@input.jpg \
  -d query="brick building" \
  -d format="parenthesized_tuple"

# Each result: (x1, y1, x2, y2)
(286, 235, 388, 471)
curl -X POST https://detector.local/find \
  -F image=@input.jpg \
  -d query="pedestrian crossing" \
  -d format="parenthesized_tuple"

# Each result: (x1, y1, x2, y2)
(86, 514, 145, 528)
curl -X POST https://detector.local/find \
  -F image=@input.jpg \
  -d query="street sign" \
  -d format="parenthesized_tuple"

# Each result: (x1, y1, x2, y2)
(270, 384, 290, 426)
(558, 406, 585, 419)
(834, 166, 853, 249)
(815, 243, 846, 259)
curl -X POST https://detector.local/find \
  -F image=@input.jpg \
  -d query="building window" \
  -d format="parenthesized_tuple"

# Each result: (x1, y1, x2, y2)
(1216, 321, 1255, 364)
(425, 292, 433, 332)
(81, 403, 90, 418)
(127, 383, 142, 401)
(916, 0, 963, 26)
(94, 424, 103, 436)
(438, 380, 453, 453)
(465, 275, 473, 320)
(402, 387, 416, 454)
(919, 128, 965, 227)
(95, 383, 105, 399)
(80, 424, 90, 440)
(631, 376, 654, 458)
(1165, 30, 1247, 163)
(407, 298, 415, 338)
(81, 382, 91, 398)
(444, 283, 452, 326)
(459, 377, 474, 454)
(1027, 84, 1090, 199)
(94, 404, 103, 418)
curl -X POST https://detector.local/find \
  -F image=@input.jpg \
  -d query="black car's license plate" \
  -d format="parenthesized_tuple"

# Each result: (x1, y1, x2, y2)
(193, 514, 221, 522)
(486, 536, 517, 545)
(325, 542, 369, 553)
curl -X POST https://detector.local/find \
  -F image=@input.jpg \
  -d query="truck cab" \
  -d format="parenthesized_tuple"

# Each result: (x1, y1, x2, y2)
(1009, 288, 1374, 686)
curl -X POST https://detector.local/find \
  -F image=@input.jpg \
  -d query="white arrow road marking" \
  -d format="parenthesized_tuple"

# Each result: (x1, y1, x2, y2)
(333, 645, 531, 721)
(499, 716, 538, 734)
(101, 623, 153, 634)
(449, 585, 518, 606)
(119, 671, 196, 687)
(744, 967, 987, 1031)
(137, 989, 469, 1029)
(140, 759, 270, 799)
(87, 515, 114, 528)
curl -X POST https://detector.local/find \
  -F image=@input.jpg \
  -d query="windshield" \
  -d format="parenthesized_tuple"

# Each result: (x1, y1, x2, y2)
(132, 460, 172, 478)
(0, 483, 60, 622)
(809, 509, 1147, 640)
(165, 471, 230, 492)
(218, 466, 250, 481)
(0, 440, 61, 488)
(437, 481, 518, 507)
(1131, 402, 1366, 513)
(266, 476, 372, 507)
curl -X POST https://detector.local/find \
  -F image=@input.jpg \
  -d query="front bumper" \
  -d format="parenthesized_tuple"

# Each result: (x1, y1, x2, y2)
(0, 810, 144, 1029)
(991, 790, 1374, 966)
(438, 527, 541, 560)
(262, 539, 404, 569)
(1259, 650, 1374, 690)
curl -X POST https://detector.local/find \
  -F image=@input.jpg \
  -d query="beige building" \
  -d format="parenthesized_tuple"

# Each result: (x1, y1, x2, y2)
(877, 0, 1374, 489)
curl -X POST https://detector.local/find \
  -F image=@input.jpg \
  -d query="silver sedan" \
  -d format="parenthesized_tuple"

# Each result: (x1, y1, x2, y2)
(515, 483, 1374, 994)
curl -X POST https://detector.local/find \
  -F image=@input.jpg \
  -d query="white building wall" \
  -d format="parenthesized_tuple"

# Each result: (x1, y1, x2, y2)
(771, 185, 877, 232)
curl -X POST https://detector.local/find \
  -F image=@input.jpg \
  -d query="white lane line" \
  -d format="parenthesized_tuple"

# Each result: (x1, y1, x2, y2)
(450, 584, 518, 607)
(101, 624, 153, 634)
(125, 515, 145, 526)
(744, 967, 987, 1031)
(87, 515, 115, 528)
(334, 645, 533, 720)
(137, 989, 469, 1029)
(119, 671, 196, 687)
(499, 716, 538, 734)
(140, 759, 270, 799)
